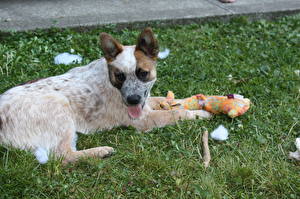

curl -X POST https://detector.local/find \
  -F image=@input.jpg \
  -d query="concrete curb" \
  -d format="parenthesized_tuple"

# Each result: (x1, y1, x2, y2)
(0, 0, 299, 32)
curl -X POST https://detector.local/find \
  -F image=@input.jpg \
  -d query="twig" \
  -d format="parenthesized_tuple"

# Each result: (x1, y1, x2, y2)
(202, 130, 211, 168)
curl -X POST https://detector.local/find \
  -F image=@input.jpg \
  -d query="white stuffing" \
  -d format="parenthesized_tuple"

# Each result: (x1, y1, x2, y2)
(34, 147, 49, 164)
(158, 48, 170, 59)
(289, 138, 300, 161)
(296, 138, 300, 150)
(210, 125, 229, 141)
(54, 52, 82, 65)
(233, 94, 244, 99)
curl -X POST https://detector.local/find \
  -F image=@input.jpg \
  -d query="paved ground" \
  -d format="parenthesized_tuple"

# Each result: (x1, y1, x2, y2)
(0, 0, 300, 31)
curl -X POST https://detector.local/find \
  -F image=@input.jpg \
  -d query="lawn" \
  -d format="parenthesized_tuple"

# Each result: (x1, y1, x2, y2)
(0, 15, 299, 198)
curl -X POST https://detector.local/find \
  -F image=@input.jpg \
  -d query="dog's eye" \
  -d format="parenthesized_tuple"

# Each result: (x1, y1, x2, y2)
(115, 72, 126, 82)
(136, 68, 149, 81)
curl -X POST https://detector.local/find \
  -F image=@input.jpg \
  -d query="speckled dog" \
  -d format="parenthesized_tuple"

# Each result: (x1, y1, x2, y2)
(0, 28, 211, 164)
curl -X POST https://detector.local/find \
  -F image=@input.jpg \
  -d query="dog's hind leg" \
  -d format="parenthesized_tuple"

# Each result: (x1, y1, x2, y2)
(0, 93, 114, 164)
(55, 129, 114, 164)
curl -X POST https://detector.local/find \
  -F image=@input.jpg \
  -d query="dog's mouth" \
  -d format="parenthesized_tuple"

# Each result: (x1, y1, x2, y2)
(127, 104, 142, 119)
(127, 102, 145, 119)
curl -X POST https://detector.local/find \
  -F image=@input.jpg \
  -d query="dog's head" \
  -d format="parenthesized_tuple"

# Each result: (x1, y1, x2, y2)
(100, 28, 159, 119)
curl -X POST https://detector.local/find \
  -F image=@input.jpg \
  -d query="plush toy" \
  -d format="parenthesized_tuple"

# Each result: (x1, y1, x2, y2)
(158, 91, 250, 118)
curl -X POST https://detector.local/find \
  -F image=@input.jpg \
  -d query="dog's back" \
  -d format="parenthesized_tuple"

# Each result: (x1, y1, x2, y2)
(0, 58, 125, 154)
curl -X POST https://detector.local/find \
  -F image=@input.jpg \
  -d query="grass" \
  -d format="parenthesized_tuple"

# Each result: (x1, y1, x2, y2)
(0, 15, 300, 198)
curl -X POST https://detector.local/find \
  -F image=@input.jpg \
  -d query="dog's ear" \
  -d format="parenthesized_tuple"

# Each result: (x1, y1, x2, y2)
(136, 28, 159, 59)
(100, 33, 123, 62)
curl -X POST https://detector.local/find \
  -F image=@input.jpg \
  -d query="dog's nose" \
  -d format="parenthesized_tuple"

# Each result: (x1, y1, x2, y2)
(127, 95, 141, 105)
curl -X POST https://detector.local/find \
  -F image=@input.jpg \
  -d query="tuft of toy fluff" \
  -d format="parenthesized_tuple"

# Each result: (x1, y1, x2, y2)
(289, 138, 300, 161)
(158, 48, 170, 59)
(34, 147, 49, 164)
(210, 125, 229, 141)
(54, 52, 82, 65)
(233, 94, 244, 99)
(296, 138, 300, 150)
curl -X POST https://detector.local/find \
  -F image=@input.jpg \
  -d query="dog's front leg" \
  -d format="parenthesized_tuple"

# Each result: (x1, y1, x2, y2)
(147, 97, 186, 110)
(147, 97, 166, 110)
(132, 109, 211, 132)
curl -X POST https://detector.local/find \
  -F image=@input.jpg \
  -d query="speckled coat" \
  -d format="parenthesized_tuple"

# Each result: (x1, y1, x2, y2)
(0, 28, 211, 164)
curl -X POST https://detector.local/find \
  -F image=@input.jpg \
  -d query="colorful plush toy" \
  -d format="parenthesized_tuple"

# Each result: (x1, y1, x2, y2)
(158, 91, 250, 118)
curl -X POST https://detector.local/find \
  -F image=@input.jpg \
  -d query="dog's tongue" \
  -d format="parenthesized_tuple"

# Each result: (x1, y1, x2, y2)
(128, 104, 142, 119)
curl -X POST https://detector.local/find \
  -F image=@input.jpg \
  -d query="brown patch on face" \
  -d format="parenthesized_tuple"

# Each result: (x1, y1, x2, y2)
(18, 78, 45, 86)
(107, 64, 126, 89)
(134, 50, 157, 82)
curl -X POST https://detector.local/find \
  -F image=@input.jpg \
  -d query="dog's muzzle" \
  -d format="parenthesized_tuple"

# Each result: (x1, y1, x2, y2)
(126, 94, 143, 119)
(127, 94, 141, 105)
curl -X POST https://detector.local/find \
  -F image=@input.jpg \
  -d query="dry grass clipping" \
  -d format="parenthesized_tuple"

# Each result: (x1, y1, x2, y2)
(202, 130, 211, 168)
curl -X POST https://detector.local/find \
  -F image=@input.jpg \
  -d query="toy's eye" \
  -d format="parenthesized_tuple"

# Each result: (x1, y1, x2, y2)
(115, 72, 126, 82)
(136, 68, 149, 81)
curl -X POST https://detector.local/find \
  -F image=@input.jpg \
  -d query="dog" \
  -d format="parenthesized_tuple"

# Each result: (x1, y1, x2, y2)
(0, 28, 211, 164)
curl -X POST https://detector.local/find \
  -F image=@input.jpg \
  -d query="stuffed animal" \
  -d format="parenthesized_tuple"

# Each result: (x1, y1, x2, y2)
(158, 91, 250, 118)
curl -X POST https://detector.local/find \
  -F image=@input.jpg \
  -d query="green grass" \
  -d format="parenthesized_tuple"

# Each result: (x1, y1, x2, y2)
(0, 15, 300, 198)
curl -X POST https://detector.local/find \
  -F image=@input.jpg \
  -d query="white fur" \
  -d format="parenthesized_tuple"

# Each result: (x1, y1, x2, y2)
(210, 125, 229, 141)
(34, 147, 49, 164)
(112, 46, 136, 72)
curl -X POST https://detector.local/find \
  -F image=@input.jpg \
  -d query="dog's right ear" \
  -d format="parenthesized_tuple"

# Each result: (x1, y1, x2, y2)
(100, 33, 123, 62)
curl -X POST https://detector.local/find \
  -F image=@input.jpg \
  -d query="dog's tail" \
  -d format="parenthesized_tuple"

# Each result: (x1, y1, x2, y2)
(34, 147, 49, 164)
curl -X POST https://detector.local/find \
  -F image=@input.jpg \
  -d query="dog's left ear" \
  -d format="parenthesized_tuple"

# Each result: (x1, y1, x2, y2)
(100, 33, 123, 62)
(136, 28, 159, 59)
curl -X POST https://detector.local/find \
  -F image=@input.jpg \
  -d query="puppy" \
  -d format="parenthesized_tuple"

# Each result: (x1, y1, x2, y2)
(0, 28, 211, 164)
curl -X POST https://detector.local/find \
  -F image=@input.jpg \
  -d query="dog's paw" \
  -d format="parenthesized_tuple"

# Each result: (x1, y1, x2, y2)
(188, 110, 212, 119)
(95, 146, 115, 158)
